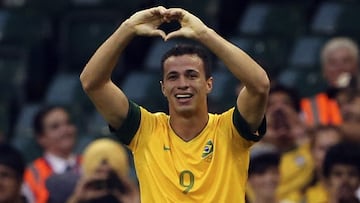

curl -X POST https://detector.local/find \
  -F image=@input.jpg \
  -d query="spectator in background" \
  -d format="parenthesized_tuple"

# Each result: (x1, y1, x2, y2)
(323, 142, 360, 203)
(265, 84, 306, 148)
(66, 138, 139, 203)
(0, 143, 27, 203)
(252, 83, 313, 201)
(340, 90, 360, 143)
(247, 149, 282, 203)
(23, 105, 81, 203)
(301, 37, 359, 128)
(302, 125, 342, 203)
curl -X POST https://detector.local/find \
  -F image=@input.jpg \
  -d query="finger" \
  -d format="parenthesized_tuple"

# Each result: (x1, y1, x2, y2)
(150, 6, 167, 17)
(165, 29, 184, 41)
(164, 8, 184, 21)
(149, 29, 166, 39)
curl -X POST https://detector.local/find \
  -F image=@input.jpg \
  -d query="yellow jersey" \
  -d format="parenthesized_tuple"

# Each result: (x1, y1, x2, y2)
(277, 143, 314, 200)
(113, 102, 266, 203)
(304, 181, 328, 203)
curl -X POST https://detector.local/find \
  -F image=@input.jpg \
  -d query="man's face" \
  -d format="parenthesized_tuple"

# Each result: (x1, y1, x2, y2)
(323, 47, 358, 88)
(248, 166, 279, 199)
(342, 97, 360, 123)
(312, 129, 341, 173)
(0, 165, 21, 202)
(161, 54, 212, 116)
(265, 91, 296, 149)
(327, 164, 360, 201)
(38, 108, 77, 156)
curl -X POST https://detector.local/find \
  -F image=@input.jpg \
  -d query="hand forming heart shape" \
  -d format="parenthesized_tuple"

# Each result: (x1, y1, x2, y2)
(126, 6, 208, 41)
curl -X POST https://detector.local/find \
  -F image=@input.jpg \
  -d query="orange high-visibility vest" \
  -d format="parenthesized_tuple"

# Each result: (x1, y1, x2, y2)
(24, 156, 81, 203)
(24, 158, 53, 203)
(301, 93, 342, 127)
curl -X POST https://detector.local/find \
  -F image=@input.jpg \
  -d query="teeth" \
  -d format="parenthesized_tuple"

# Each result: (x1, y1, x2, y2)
(176, 94, 192, 99)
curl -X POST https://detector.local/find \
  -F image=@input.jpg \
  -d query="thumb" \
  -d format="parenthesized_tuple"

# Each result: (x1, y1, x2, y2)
(149, 29, 166, 39)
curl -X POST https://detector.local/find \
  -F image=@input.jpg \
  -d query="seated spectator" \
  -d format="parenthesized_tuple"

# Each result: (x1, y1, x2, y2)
(340, 90, 360, 143)
(0, 143, 27, 203)
(66, 138, 139, 203)
(323, 142, 360, 203)
(249, 84, 313, 201)
(247, 148, 281, 203)
(302, 125, 343, 203)
(23, 105, 81, 203)
(301, 37, 359, 127)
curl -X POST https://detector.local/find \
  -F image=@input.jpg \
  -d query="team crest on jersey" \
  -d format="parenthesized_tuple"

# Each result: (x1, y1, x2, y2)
(202, 140, 214, 161)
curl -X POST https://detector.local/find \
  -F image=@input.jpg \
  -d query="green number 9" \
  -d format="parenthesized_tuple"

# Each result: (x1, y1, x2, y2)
(179, 170, 194, 194)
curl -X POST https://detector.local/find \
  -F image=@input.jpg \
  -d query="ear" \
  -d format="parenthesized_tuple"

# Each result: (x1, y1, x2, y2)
(206, 77, 213, 94)
(160, 80, 167, 97)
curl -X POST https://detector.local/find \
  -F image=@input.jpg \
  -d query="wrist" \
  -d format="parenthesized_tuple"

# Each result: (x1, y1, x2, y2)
(118, 20, 137, 38)
(196, 26, 214, 43)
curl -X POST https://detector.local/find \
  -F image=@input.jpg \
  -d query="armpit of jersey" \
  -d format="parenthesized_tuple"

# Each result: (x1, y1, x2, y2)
(232, 106, 266, 142)
(109, 100, 141, 145)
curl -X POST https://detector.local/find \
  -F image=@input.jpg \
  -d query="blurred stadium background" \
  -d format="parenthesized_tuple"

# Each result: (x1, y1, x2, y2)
(1, 0, 359, 162)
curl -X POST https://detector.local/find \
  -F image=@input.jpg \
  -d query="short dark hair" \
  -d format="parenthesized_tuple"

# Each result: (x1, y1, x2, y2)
(161, 44, 212, 79)
(270, 83, 301, 112)
(249, 151, 280, 175)
(323, 142, 360, 178)
(33, 105, 67, 137)
(0, 143, 25, 180)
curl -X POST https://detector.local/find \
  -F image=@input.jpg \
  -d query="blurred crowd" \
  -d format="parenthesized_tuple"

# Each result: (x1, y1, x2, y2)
(0, 0, 360, 203)
(246, 36, 360, 203)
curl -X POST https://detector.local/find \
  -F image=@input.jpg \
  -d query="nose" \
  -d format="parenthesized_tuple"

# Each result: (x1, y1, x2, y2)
(177, 76, 189, 89)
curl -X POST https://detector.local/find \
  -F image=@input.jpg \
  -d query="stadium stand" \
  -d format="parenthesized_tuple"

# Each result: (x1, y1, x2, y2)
(0, 0, 358, 166)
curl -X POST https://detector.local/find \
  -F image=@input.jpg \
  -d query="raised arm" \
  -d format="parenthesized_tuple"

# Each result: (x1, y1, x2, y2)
(164, 8, 270, 131)
(80, 6, 167, 129)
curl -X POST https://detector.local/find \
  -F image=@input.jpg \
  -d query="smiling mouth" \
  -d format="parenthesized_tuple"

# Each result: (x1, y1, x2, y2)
(175, 94, 193, 99)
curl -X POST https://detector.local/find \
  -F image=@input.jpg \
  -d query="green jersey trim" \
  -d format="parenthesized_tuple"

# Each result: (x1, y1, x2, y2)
(109, 100, 141, 145)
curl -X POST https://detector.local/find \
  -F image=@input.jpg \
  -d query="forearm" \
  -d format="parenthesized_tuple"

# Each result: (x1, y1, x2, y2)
(197, 28, 269, 94)
(80, 21, 135, 91)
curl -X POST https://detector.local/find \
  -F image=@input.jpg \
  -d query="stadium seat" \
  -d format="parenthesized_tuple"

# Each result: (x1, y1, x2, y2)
(121, 71, 167, 112)
(208, 69, 238, 113)
(0, 45, 28, 102)
(11, 104, 42, 163)
(86, 110, 111, 137)
(311, 2, 360, 37)
(238, 3, 306, 38)
(277, 67, 327, 97)
(288, 36, 326, 70)
(218, 36, 290, 78)
(0, 9, 51, 45)
(311, 2, 343, 35)
(45, 72, 93, 131)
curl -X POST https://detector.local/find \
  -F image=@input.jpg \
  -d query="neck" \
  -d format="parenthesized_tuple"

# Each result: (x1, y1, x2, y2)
(46, 150, 72, 159)
(169, 111, 209, 142)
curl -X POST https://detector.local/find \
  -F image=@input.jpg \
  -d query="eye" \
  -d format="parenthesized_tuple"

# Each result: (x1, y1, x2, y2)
(187, 71, 199, 79)
(167, 74, 177, 80)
